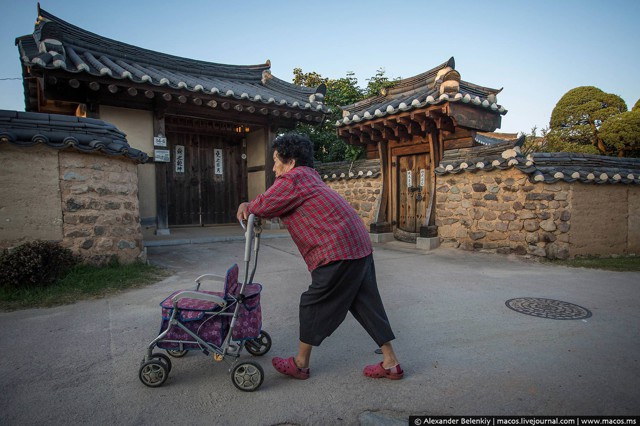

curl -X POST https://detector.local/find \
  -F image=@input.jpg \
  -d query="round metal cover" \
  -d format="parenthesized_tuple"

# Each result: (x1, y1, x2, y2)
(505, 297, 592, 320)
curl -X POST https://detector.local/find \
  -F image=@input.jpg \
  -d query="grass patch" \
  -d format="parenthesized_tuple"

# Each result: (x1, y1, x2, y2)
(544, 256, 640, 271)
(0, 262, 171, 311)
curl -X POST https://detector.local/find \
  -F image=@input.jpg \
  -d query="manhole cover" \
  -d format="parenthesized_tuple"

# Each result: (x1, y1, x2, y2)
(505, 297, 592, 320)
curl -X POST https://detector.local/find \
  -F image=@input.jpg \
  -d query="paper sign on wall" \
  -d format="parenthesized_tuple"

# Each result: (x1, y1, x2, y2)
(175, 145, 185, 173)
(214, 149, 223, 175)
(153, 135, 167, 147)
(154, 149, 170, 162)
(419, 169, 426, 187)
(406, 170, 412, 188)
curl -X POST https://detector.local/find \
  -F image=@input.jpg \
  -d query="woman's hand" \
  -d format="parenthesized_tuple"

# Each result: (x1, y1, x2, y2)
(236, 202, 250, 222)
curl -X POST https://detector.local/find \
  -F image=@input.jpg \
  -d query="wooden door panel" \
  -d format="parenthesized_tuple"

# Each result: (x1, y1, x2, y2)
(397, 154, 430, 233)
(166, 132, 245, 226)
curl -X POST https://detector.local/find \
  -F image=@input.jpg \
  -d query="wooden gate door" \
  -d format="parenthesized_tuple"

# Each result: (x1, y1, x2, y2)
(166, 132, 244, 226)
(397, 154, 429, 238)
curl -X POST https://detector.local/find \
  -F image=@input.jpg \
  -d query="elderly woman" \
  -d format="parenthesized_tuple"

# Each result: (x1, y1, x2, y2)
(236, 133, 403, 380)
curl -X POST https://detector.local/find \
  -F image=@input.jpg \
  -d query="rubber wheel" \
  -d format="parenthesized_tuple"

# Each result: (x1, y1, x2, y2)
(166, 349, 188, 358)
(231, 362, 264, 392)
(150, 353, 172, 373)
(139, 360, 168, 387)
(244, 331, 272, 356)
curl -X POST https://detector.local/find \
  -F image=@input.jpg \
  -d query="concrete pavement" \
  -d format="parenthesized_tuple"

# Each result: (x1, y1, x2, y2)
(1, 234, 639, 425)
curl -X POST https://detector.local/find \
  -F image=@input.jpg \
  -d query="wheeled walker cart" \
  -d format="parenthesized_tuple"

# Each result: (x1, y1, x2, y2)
(138, 214, 272, 391)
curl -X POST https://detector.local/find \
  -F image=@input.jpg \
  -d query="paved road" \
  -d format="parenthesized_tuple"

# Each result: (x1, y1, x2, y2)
(1, 237, 639, 425)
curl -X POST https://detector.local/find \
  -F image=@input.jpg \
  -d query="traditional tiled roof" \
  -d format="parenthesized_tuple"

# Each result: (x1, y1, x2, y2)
(15, 7, 328, 121)
(0, 109, 149, 163)
(474, 132, 520, 146)
(336, 57, 506, 127)
(315, 159, 381, 181)
(435, 139, 640, 184)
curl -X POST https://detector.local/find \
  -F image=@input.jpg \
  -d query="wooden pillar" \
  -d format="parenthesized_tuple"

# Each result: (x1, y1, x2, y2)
(264, 126, 280, 229)
(423, 129, 440, 237)
(370, 140, 393, 233)
(265, 127, 276, 189)
(154, 109, 170, 235)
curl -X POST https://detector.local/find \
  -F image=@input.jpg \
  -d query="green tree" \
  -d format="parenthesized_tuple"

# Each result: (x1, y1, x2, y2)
(549, 86, 627, 154)
(599, 109, 640, 157)
(633, 98, 640, 111)
(292, 68, 398, 163)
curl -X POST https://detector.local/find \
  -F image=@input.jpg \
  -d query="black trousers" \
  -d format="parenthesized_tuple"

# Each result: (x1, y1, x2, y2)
(299, 254, 395, 347)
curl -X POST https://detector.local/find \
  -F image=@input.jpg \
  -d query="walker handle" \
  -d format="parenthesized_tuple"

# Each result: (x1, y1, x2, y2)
(243, 214, 256, 262)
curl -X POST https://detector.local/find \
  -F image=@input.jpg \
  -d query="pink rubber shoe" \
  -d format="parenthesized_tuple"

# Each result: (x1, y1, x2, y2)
(363, 362, 404, 380)
(272, 356, 310, 380)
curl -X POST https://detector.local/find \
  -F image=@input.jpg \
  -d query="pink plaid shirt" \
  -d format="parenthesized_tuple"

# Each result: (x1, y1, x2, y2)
(247, 166, 372, 271)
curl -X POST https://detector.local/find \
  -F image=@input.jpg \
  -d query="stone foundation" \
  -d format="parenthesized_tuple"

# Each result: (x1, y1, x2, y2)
(436, 168, 572, 258)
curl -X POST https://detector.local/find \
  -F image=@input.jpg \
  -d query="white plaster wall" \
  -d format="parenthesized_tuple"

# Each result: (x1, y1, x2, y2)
(0, 144, 63, 247)
(98, 106, 156, 221)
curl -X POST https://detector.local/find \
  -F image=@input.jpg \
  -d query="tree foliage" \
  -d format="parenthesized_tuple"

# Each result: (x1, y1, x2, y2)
(599, 109, 640, 157)
(521, 126, 600, 156)
(549, 86, 627, 155)
(291, 68, 398, 163)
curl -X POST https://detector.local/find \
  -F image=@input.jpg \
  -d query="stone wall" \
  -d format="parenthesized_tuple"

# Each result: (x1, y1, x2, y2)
(436, 168, 573, 258)
(324, 176, 383, 227)
(436, 167, 639, 258)
(59, 152, 144, 264)
(316, 159, 383, 228)
(0, 146, 145, 264)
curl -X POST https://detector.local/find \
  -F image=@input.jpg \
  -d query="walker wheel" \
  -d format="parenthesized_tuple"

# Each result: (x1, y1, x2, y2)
(231, 362, 264, 392)
(150, 353, 172, 373)
(139, 360, 168, 387)
(244, 331, 272, 356)
(166, 349, 188, 358)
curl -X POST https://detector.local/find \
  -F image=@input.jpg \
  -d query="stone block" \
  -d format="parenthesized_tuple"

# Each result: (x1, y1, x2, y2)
(369, 232, 395, 243)
(540, 219, 557, 232)
(416, 237, 440, 250)
(469, 231, 486, 240)
(472, 183, 487, 192)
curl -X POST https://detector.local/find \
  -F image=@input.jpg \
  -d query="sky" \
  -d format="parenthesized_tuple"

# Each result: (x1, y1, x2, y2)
(0, 0, 638, 135)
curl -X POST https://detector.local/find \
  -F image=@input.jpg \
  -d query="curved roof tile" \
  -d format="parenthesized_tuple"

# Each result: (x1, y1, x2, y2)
(315, 159, 381, 181)
(16, 7, 328, 116)
(434, 140, 640, 185)
(336, 57, 506, 127)
(0, 109, 149, 163)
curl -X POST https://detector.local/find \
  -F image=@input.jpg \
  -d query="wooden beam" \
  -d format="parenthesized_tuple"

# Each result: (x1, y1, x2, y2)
(108, 84, 118, 94)
(375, 121, 398, 141)
(145, 90, 155, 99)
(89, 81, 100, 91)
(69, 79, 80, 89)
(193, 97, 202, 106)
(178, 95, 187, 104)
(127, 87, 138, 96)
(162, 93, 172, 102)
(446, 102, 501, 132)
(153, 109, 169, 234)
